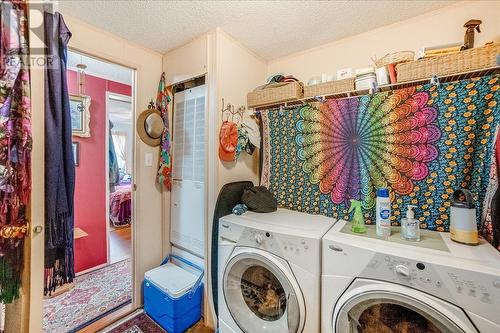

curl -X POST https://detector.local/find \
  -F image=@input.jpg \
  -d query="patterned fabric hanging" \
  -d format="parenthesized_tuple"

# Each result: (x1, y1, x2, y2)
(481, 126, 499, 250)
(156, 73, 172, 190)
(0, 0, 32, 303)
(261, 75, 500, 235)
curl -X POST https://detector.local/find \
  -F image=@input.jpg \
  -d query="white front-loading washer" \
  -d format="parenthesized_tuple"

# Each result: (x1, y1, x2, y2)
(322, 220, 500, 333)
(218, 209, 334, 333)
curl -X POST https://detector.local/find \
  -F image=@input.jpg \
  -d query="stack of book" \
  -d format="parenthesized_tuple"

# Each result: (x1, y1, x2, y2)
(419, 43, 462, 59)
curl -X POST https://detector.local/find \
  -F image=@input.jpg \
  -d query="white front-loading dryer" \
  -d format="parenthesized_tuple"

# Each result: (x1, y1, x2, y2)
(331, 278, 476, 333)
(218, 209, 334, 333)
(220, 247, 306, 332)
(322, 220, 500, 333)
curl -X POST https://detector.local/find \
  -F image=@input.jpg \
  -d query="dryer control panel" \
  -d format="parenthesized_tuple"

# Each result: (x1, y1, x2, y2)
(360, 253, 500, 326)
(219, 221, 318, 272)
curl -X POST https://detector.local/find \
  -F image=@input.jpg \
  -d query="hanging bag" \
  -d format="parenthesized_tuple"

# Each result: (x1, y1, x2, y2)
(241, 186, 278, 213)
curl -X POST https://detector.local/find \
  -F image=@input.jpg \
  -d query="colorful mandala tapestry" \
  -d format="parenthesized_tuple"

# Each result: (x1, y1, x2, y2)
(261, 75, 500, 231)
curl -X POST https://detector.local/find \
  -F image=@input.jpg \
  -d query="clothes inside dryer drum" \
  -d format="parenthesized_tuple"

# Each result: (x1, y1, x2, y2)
(336, 291, 466, 333)
(223, 254, 302, 333)
(240, 265, 287, 321)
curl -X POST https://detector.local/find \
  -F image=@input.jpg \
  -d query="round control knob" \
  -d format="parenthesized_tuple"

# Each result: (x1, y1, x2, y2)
(255, 234, 263, 244)
(395, 264, 410, 278)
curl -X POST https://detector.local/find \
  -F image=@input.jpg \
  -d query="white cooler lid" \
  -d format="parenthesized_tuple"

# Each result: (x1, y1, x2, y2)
(145, 262, 199, 298)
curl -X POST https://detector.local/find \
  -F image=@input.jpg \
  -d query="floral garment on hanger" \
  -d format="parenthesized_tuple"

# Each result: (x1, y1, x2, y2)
(156, 73, 172, 190)
(0, 0, 32, 303)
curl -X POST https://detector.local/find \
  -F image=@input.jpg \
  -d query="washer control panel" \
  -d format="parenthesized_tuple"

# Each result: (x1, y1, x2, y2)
(219, 221, 317, 271)
(362, 254, 448, 294)
(243, 228, 311, 257)
(360, 253, 500, 325)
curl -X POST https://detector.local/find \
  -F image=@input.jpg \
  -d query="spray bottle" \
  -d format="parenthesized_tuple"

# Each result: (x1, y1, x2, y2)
(349, 199, 366, 233)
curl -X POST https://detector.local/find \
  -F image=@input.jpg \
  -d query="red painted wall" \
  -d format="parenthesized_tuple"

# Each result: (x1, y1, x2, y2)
(68, 70, 131, 273)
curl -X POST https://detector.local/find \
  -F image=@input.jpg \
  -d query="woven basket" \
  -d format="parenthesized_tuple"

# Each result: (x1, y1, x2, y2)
(374, 51, 415, 67)
(396, 43, 500, 83)
(247, 82, 303, 108)
(303, 78, 355, 98)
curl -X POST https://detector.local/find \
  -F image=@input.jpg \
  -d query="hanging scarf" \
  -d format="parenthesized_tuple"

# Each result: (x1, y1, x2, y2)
(43, 11, 75, 296)
(0, 0, 31, 304)
(156, 73, 172, 190)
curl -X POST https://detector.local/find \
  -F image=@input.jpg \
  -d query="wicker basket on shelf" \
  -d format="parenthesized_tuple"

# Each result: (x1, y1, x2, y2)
(396, 43, 500, 83)
(247, 82, 303, 108)
(303, 78, 355, 98)
(374, 51, 415, 68)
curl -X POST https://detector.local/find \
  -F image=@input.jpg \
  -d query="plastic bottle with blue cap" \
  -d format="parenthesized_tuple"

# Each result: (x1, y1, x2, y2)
(376, 188, 391, 239)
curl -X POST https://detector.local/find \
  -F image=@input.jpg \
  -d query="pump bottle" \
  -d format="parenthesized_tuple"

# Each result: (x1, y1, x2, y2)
(401, 205, 420, 242)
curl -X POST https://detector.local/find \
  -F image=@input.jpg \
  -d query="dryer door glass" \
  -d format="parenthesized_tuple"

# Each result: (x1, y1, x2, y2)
(223, 253, 303, 333)
(335, 291, 465, 333)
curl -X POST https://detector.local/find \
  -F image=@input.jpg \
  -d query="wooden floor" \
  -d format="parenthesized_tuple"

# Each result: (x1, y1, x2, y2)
(186, 320, 213, 333)
(109, 226, 132, 264)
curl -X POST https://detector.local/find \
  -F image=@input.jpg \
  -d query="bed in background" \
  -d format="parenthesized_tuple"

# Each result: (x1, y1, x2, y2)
(110, 174, 132, 227)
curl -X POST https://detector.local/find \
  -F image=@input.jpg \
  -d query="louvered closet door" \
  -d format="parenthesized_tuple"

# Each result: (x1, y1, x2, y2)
(171, 85, 206, 258)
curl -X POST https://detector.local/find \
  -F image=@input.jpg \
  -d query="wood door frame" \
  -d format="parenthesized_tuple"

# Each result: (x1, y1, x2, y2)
(24, 47, 138, 332)
(20, 7, 165, 332)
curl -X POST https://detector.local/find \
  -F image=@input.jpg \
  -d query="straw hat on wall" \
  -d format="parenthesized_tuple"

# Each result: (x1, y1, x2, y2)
(137, 108, 164, 147)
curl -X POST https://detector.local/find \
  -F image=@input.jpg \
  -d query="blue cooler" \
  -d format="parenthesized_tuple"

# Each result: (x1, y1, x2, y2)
(144, 255, 204, 333)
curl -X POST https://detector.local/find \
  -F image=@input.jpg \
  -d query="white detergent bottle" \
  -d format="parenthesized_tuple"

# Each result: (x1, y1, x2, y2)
(376, 188, 391, 239)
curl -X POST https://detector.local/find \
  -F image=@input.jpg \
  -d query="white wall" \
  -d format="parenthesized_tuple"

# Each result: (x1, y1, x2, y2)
(215, 28, 266, 189)
(267, 1, 500, 82)
(163, 35, 209, 86)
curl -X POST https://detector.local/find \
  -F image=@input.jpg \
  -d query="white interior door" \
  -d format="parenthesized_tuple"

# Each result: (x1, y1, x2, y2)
(171, 85, 207, 258)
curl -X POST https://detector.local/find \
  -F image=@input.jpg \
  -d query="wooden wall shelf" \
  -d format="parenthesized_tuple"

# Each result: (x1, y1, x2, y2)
(74, 227, 88, 239)
(253, 66, 499, 111)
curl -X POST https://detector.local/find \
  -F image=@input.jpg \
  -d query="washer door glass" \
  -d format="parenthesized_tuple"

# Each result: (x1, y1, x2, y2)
(336, 291, 465, 333)
(223, 252, 303, 333)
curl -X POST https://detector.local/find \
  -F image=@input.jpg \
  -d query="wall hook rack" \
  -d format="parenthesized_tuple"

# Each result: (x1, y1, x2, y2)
(221, 98, 245, 124)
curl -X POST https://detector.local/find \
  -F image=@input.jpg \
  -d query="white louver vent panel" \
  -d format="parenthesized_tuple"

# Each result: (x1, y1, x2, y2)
(171, 84, 206, 259)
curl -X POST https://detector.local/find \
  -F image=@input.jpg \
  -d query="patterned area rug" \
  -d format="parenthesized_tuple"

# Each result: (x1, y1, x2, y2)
(108, 313, 166, 333)
(108, 312, 212, 333)
(43, 259, 132, 333)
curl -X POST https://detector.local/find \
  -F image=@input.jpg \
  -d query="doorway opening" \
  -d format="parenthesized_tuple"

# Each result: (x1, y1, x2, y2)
(42, 50, 135, 333)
